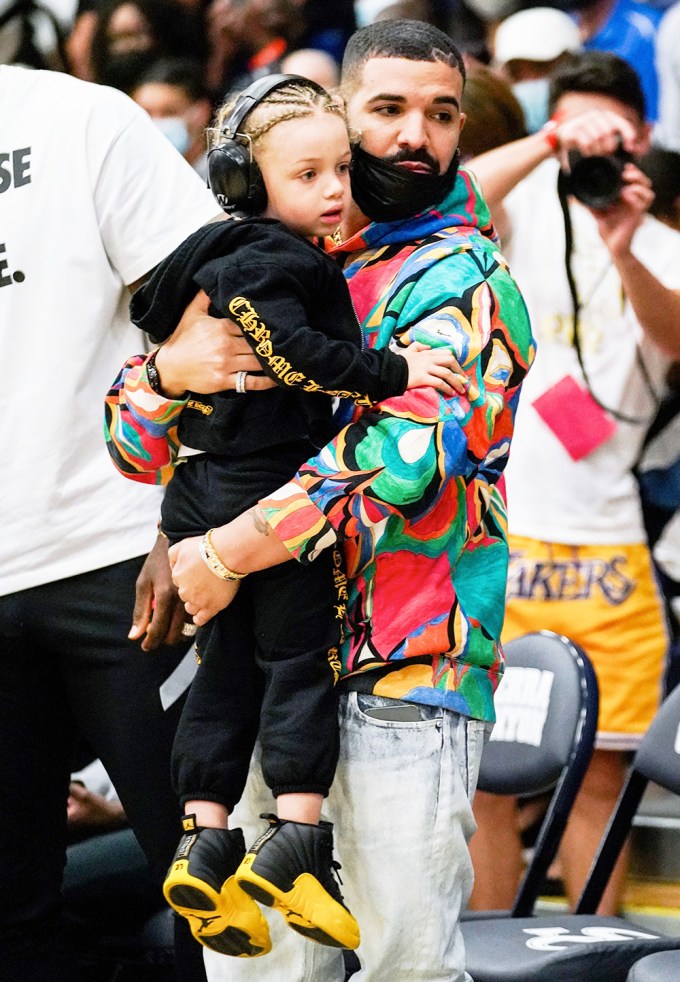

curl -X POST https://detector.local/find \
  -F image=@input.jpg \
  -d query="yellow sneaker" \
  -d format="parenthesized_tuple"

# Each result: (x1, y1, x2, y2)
(163, 815, 271, 957)
(235, 814, 360, 950)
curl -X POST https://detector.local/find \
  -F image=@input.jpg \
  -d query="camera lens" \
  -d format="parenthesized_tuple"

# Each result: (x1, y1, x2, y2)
(562, 149, 627, 210)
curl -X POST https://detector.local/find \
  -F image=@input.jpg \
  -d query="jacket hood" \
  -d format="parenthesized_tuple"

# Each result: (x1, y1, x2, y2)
(333, 167, 497, 254)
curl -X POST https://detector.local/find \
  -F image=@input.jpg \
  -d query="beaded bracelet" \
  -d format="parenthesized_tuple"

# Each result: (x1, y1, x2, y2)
(199, 529, 247, 581)
(145, 350, 163, 395)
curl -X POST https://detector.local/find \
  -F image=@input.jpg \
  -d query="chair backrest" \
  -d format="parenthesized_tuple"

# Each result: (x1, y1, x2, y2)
(478, 630, 599, 916)
(576, 682, 680, 914)
(462, 680, 680, 982)
(633, 682, 680, 794)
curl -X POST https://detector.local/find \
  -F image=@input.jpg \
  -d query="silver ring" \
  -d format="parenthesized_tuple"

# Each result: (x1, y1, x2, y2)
(181, 622, 198, 637)
(235, 370, 248, 395)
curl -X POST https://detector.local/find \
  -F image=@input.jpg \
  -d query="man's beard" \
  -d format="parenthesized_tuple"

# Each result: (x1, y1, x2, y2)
(349, 145, 461, 223)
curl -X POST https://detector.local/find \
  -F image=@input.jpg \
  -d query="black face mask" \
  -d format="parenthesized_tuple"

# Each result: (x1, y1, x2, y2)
(350, 145, 461, 224)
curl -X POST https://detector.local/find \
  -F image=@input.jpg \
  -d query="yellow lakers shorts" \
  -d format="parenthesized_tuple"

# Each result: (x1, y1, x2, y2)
(503, 536, 669, 750)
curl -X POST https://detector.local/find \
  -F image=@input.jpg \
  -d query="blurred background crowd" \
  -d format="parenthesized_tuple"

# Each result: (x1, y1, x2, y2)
(2, 0, 679, 164)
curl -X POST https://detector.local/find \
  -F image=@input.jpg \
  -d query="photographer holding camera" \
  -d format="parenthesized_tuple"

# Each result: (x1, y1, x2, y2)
(467, 50, 680, 917)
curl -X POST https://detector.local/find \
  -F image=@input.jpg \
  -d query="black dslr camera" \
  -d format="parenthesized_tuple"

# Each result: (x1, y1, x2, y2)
(560, 139, 632, 210)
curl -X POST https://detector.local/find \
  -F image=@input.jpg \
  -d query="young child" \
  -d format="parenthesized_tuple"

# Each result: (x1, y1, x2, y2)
(105, 74, 461, 959)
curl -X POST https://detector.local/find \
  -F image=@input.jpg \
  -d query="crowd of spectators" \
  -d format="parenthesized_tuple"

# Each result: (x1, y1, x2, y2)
(2, 0, 679, 148)
(3, 1, 679, 172)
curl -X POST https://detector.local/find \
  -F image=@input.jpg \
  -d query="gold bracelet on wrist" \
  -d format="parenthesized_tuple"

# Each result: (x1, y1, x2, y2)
(199, 529, 247, 581)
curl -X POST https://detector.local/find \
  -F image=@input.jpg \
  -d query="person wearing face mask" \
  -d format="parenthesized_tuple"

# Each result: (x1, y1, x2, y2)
(492, 5, 582, 133)
(106, 18, 535, 982)
(132, 58, 214, 179)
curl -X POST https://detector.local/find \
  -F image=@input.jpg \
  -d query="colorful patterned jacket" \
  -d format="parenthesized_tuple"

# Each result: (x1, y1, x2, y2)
(104, 169, 534, 721)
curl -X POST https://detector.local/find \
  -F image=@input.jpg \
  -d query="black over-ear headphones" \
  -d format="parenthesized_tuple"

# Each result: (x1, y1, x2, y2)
(208, 73, 327, 216)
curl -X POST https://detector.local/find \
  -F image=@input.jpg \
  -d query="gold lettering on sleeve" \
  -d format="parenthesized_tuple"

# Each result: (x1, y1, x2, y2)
(228, 295, 375, 405)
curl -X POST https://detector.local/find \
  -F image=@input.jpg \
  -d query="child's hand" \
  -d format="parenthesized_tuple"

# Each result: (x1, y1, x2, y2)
(168, 536, 241, 626)
(401, 342, 468, 395)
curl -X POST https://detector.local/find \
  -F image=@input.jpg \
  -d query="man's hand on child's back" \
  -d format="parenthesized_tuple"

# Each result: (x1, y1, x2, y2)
(154, 290, 277, 398)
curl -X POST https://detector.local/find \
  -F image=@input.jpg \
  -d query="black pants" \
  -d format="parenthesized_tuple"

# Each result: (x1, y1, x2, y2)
(172, 550, 342, 811)
(0, 558, 205, 982)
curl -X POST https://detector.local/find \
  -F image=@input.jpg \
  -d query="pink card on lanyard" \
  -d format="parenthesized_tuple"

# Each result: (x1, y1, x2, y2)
(531, 374, 618, 460)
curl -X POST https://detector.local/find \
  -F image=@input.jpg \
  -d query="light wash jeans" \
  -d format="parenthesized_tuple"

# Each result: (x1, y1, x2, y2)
(204, 691, 490, 982)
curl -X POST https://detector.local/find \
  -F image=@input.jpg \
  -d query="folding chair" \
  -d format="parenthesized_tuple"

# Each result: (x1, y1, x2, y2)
(465, 630, 599, 919)
(463, 682, 680, 982)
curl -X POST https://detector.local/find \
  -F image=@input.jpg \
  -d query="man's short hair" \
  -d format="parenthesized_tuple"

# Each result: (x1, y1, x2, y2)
(341, 18, 465, 96)
(548, 51, 646, 122)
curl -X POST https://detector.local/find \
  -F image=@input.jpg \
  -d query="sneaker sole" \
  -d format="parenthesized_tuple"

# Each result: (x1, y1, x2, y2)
(236, 868, 360, 950)
(191, 920, 268, 958)
(164, 863, 271, 957)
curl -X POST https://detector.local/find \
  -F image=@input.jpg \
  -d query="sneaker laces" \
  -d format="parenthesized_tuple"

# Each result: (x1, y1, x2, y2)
(322, 843, 347, 905)
(331, 858, 344, 888)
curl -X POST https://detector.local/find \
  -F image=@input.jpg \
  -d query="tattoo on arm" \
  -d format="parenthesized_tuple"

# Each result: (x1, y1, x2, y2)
(250, 506, 271, 536)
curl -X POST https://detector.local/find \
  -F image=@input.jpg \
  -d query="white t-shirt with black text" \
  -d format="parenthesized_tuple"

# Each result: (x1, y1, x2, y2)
(0, 66, 221, 594)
